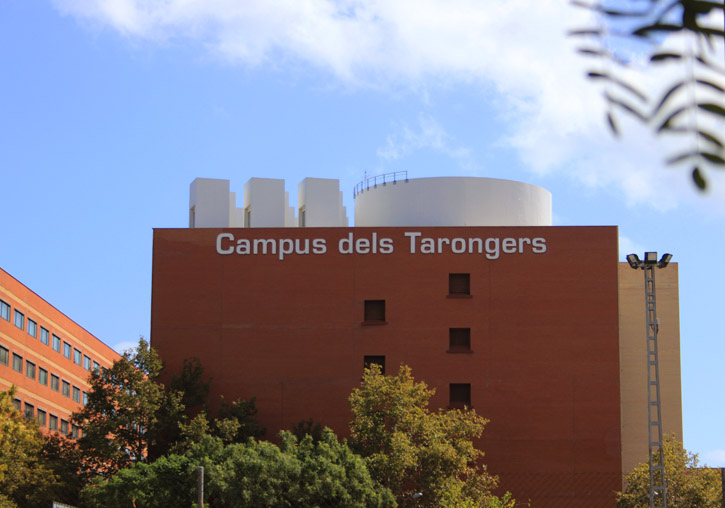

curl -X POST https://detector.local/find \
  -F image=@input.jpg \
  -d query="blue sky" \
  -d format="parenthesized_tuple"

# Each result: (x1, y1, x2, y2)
(1, 0, 724, 466)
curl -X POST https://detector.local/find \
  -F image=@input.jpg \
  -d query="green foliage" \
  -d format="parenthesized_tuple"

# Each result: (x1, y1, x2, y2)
(214, 396, 265, 443)
(0, 387, 44, 494)
(84, 430, 395, 508)
(571, 0, 725, 189)
(348, 364, 503, 508)
(0, 387, 48, 508)
(72, 337, 185, 476)
(0, 495, 18, 508)
(291, 418, 326, 444)
(617, 435, 723, 508)
(81, 453, 199, 508)
(0, 387, 81, 508)
(202, 430, 395, 508)
(169, 357, 211, 413)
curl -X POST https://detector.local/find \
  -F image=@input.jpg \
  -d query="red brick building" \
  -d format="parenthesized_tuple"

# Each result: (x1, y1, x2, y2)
(151, 176, 682, 507)
(0, 268, 120, 436)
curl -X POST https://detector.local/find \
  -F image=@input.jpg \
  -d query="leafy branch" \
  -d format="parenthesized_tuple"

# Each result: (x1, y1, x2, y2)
(571, 0, 725, 190)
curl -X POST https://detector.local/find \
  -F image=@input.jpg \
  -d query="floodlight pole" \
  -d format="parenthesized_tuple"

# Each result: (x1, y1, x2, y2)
(627, 252, 672, 508)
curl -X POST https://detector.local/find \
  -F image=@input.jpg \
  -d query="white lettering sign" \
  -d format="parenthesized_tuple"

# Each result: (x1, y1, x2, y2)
(216, 232, 547, 260)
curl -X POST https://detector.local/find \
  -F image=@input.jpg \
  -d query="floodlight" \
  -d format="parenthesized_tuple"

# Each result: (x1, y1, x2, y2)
(644, 252, 658, 264)
(658, 253, 673, 269)
(626, 254, 641, 269)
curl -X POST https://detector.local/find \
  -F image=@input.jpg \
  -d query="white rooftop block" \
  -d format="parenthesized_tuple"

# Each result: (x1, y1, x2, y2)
(190, 178, 232, 228)
(298, 178, 349, 227)
(243, 178, 289, 228)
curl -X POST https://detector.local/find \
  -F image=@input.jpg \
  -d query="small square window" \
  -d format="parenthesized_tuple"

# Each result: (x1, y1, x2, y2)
(49, 414, 58, 431)
(52, 335, 61, 352)
(60, 419, 69, 435)
(0, 345, 8, 366)
(449, 383, 471, 409)
(449, 273, 470, 296)
(62, 380, 70, 397)
(71, 424, 79, 439)
(0, 300, 10, 321)
(13, 399, 21, 411)
(37, 409, 47, 427)
(74, 348, 82, 365)
(363, 300, 386, 323)
(39, 368, 48, 386)
(51, 374, 60, 392)
(26, 361, 35, 380)
(63, 342, 72, 360)
(93, 361, 100, 373)
(448, 328, 471, 352)
(12, 353, 23, 373)
(14, 310, 24, 330)
(24, 403, 34, 420)
(84, 355, 92, 371)
(40, 327, 49, 345)
(27, 319, 37, 338)
(72, 386, 81, 403)
(82, 391, 88, 406)
(363, 355, 386, 375)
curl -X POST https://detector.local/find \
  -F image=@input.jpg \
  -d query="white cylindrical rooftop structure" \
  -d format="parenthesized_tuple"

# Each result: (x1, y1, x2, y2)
(354, 176, 552, 227)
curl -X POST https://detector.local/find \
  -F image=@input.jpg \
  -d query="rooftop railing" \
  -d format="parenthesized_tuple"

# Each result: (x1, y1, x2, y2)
(353, 171, 408, 198)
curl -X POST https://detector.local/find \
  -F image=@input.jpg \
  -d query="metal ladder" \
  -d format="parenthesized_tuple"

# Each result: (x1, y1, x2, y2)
(644, 264, 667, 508)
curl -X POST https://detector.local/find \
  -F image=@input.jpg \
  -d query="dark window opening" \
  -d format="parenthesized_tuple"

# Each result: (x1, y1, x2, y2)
(449, 273, 470, 295)
(12, 354, 22, 373)
(448, 328, 471, 352)
(363, 355, 386, 375)
(363, 300, 386, 323)
(449, 383, 471, 409)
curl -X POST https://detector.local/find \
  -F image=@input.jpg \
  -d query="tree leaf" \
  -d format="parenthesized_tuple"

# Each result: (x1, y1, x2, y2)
(592, 73, 648, 101)
(700, 27, 725, 38)
(656, 104, 689, 132)
(607, 111, 619, 137)
(568, 29, 603, 37)
(652, 81, 687, 115)
(695, 79, 725, 93)
(701, 152, 725, 165)
(697, 103, 725, 117)
(666, 151, 698, 165)
(697, 130, 724, 148)
(692, 167, 707, 190)
(578, 47, 607, 57)
(606, 93, 648, 121)
(650, 52, 682, 62)
(633, 23, 682, 37)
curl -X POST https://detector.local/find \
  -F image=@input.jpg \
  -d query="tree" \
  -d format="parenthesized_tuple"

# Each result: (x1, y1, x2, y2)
(72, 337, 185, 476)
(201, 430, 395, 508)
(571, 0, 725, 189)
(214, 395, 265, 443)
(348, 364, 505, 508)
(80, 453, 199, 508)
(0, 386, 46, 504)
(617, 435, 723, 508)
(169, 357, 211, 414)
(0, 387, 79, 508)
(82, 430, 395, 508)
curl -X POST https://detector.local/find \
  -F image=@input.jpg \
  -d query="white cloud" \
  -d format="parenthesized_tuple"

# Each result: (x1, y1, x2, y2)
(52, 0, 725, 211)
(111, 339, 137, 355)
(618, 235, 646, 262)
(377, 114, 477, 172)
(701, 449, 725, 467)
